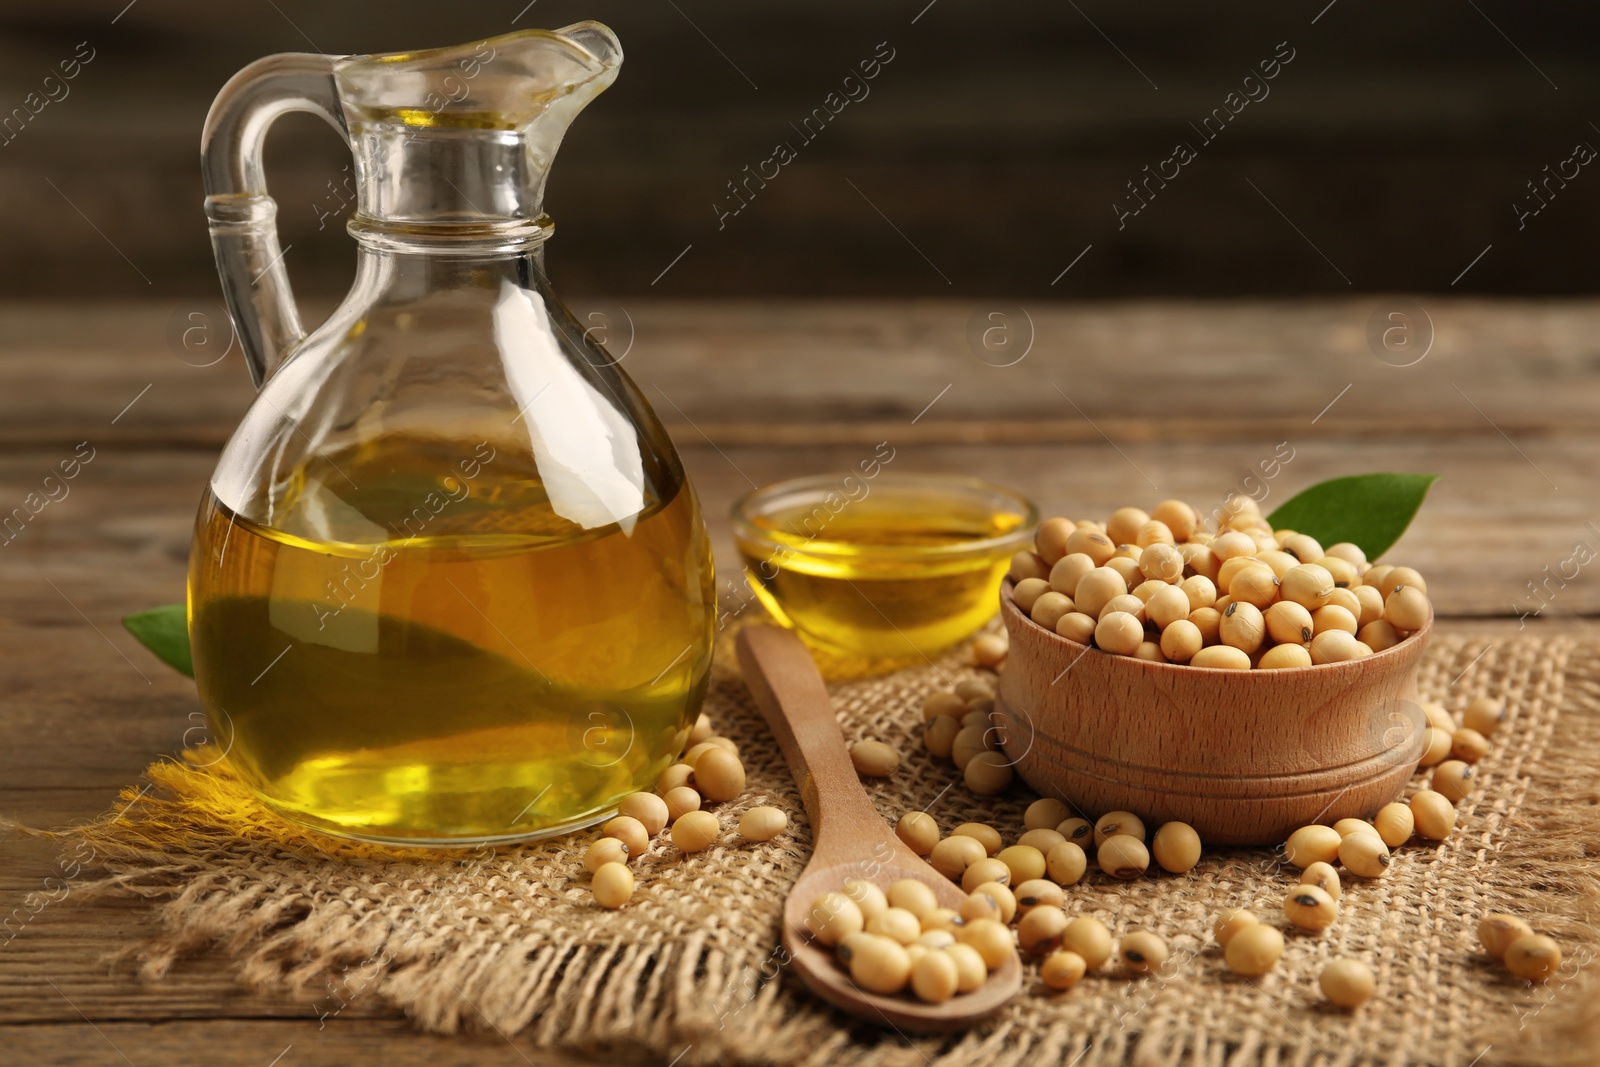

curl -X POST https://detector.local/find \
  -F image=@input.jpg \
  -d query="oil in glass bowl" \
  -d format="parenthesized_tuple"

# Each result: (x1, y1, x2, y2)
(188, 435, 714, 845)
(732, 474, 1036, 660)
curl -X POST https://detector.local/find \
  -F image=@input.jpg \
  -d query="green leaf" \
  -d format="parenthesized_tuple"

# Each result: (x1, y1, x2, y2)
(123, 604, 194, 677)
(1266, 473, 1437, 561)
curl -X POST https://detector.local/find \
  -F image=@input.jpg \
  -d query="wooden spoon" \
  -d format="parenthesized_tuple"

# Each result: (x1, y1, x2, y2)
(736, 624, 1022, 1032)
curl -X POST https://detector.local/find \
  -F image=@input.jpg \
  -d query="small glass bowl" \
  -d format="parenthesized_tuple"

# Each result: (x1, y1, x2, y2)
(731, 472, 1038, 660)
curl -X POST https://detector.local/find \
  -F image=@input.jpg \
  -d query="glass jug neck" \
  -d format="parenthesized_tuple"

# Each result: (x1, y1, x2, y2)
(352, 242, 548, 301)
(346, 123, 555, 254)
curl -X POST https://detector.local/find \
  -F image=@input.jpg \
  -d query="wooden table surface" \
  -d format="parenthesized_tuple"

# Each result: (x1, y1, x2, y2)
(2, 298, 1596, 1065)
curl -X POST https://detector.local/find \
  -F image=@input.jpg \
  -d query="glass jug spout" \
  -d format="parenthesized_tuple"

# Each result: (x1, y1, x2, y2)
(334, 24, 623, 251)
(336, 23, 621, 133)
(200, 24, 622, 385)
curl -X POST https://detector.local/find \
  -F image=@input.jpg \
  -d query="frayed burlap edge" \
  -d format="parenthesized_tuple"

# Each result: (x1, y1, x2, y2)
(1479, 641, 1600, 1067)
(7, 633, 1600, 1067)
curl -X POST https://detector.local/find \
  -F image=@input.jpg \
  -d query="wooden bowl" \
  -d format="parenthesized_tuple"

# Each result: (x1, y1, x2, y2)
(993, 582, 1432, 846)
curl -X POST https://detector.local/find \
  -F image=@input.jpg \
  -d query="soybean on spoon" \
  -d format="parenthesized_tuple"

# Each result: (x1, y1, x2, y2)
(735, 624, 1021, 1031)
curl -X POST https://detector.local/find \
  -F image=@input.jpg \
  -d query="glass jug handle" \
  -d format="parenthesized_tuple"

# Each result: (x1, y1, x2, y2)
(200, 54, 348, 389)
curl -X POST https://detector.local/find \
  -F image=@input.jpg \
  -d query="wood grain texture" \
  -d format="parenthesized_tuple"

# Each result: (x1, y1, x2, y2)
(994, 584, 1431, 846)
(0, 1019, 643, 1067)
(1, 298, 1597, 1062)
(735, 624, 1022, 1031)
(5, 298, 1600, 449)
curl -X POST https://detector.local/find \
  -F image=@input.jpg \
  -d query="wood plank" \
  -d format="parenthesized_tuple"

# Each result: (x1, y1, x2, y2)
(3, 299, 1600, 451)
(0, 868, 393, 1025)
(1, 1019, 647, 1067)
(689, 438, 1600, 623)
(0, 437, 1587, 799)
(14, 428, 1600, 610)
(0, 434, 1594, 757)
(0, 435, 1594, 807)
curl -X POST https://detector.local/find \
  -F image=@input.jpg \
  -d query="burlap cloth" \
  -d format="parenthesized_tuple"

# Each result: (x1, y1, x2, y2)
(39, 630, 1600, 1067)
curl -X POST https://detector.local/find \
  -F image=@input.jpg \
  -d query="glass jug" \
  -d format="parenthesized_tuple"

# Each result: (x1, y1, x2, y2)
(188, 24, 715, 846)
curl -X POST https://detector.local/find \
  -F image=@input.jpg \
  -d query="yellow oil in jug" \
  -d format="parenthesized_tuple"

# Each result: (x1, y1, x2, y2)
(188, 436, 714, 845)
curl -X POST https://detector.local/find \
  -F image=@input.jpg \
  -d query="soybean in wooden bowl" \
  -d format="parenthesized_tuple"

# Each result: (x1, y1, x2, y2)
(993, 580, 1432, 846)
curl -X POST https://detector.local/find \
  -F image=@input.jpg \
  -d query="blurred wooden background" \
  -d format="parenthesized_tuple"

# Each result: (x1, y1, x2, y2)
(1, 0, 1598, 300)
